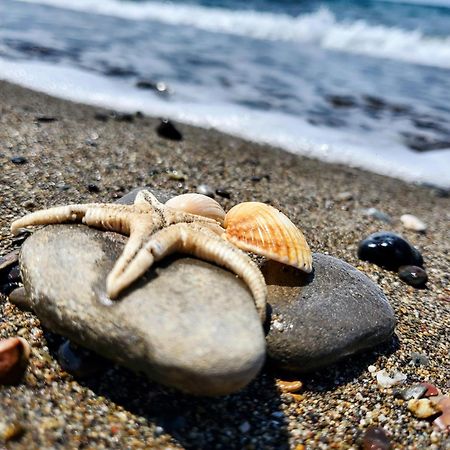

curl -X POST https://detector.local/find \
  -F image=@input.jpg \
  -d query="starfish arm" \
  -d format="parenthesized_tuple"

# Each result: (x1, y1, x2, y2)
(109, 223, 267, 321)
(10, 204, 97, 235)
(82, 205, 138, 235)
(106, 220, 157, 298)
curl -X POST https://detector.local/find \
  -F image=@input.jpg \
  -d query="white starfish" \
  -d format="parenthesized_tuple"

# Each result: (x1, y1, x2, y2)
(11, 191, 267, 321)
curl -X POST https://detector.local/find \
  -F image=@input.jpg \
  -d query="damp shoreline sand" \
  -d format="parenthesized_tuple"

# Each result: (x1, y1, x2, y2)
(0, 80, 449, 449)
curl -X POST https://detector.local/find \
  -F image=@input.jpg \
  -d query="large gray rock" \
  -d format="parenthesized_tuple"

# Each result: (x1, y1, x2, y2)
(18, 225, 265, 395)
(264, 253, 395, 372)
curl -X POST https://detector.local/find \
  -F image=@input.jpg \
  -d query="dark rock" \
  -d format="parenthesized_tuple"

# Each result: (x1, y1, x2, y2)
(19, 225, 265, 395)
(402, 132, 450, 152)
(94, 112, 109, 122)
(115, 187, 175, 205)
(58, 340, 108, 378)
(113, 112, 134, 123)
(35, 116, 57, 123)
(10, 156, 27, 165)
(361, 426, 391, 450)
(87, 184, 100, 193)
(264, 254, 395, 372)
(215, 188, 231, 199)
(156, 119, 183, 141)
(0, 250, 19, 273)
(398, 265, 428, 288)
(8, 288, 33, 313)
(357, 232, 423, 271)
(393, 384, 427, 401)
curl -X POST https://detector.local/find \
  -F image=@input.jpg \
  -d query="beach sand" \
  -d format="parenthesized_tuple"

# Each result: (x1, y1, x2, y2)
(0, 80, 449, 449)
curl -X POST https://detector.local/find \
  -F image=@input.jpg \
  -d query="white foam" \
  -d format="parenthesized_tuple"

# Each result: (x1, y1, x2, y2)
(17, 0, 450, 69)
(1, 58, 449, 188)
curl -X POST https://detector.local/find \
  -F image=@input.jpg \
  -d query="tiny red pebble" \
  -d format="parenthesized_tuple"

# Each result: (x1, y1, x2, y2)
(110, 425, 120, 435)
(421, 382, 441, 397)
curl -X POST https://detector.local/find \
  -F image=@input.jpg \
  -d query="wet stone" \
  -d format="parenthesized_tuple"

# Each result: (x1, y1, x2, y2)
(10, 156, 27, 165)
(264, 254, 395, 372)
(215, 188, 231, 199)
(398, 265, 428, 288)
(394, 384, 427, 401)
(156, 119, 183, 141)
(357, 232, 423, 271)
(18, 218, 265, 395)
(361, 426, 391, 450)
(58, 340, 108, 378)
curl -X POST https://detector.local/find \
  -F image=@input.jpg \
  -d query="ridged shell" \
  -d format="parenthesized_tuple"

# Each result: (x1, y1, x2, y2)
(223, 202, 312, 272)
(165, 193, 225, 225)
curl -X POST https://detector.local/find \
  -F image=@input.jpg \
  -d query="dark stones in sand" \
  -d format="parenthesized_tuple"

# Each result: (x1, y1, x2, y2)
(10, 156, 27, 165)
(94, 112, 109, 122)
(361, 426, 391, 450)
(264, 254, 395, 373)
(357, 232, 423, 271)
(156, 119, 183, 141)
(17, 223, 265, 395)
(35, 116, 57, 123)
(58, 340, 107, 379)
(215, 188, 231, 199)
(87, 183, 100, 193)
(113, 112, 135, 123)
(0, 250, 21, 296)
(398, 265, 428, 288)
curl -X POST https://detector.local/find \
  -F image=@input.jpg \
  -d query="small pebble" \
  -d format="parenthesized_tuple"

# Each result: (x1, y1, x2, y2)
(335, 191, 353, 201)
(362, 426, 391, 450)
(8, 288, 33, 313)
(87, 183, 100, 193)
(0, 421, 25, 443)
(94, 112, 109, 122)
(10, 156, 27, 165)
(421, 382, 441, 397)
(362, 208, 392, 223)
(35, 115, 57, 123)
(58, 340, 107, 378)
(113, 112, 134, 122)
(368, 365, 377, 373)
(358, 232, 423, 270)
(398, 265, 428, 288)
(400, 214, 427, 232)
(239, 421, 251, 433)
(196, 184, 215, 198)
(410, 352, 429, 366)
(376, 369, 407, 388)
(0, 250, 19, 272)
(394, 384, 427, 401)
(215, 188, 231, 199)
(433, 396, 450, 430)
(0, 337, 31, 384)
(407, 398, 441, 418)
(276, 380, 303, 393)
(156, 119, 183, 141)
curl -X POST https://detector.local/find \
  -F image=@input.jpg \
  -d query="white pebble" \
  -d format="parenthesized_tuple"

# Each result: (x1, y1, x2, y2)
(376, 369, 407, 388)
(400, 214, 427, 232)
(368, 365, 377, 373)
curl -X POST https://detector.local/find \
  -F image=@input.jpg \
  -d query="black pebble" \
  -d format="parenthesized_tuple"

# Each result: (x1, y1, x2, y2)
(94, 112, 109, 122)
(156, 119, 183, 141)
(215, 188, 231, 199)
(357, 232, 423, 270)
(11, 156, 28, 165)
(35, 116, 57, 123)
(58, 340, 107, 378)
(87, 184, 100, 193)
(398, 265, 428, 288)
(113, 112, 134, 123)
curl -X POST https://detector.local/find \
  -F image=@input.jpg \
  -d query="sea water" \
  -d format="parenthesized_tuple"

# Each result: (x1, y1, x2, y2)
(1, 0, 449, 188)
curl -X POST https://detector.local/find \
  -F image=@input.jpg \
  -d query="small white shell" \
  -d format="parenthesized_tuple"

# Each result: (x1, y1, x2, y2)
(223, 202, 312, 273)
(400, 214, 427, 232)
(165, 193, 225, 225)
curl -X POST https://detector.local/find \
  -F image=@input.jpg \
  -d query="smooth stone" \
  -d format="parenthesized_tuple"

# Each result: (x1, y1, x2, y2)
(398, 265, 428, 288)
(361, 208, 392, 223)
(264, 254, 395, 372)
(393, 384, 427, 401)
(400, 214, 427, 232)
(114, 187, 175, 205)
(19, 225, 265, 395)
(156, 119, 183, 141)
(361, 426, 391, 450)
(357, 232, 423, 271)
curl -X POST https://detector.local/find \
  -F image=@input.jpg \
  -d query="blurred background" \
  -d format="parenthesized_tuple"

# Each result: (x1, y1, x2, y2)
(1, 0, 449, 188)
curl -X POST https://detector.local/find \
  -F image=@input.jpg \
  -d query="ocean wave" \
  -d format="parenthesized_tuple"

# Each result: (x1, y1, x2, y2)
(18, 0, 450, 69)
(376, 0, 450, 9)
(1, 58, 449, 188)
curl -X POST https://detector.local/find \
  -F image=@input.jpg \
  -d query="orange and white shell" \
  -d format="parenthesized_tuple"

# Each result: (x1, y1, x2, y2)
(165, 193, 225, 225)
(223, 202, 312, 273)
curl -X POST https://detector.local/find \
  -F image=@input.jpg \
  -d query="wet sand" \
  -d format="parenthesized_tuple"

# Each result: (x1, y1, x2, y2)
(0, 80, 449, 449)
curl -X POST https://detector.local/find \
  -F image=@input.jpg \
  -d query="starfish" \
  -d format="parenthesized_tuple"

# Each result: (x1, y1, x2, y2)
(11, 191, 267, 321)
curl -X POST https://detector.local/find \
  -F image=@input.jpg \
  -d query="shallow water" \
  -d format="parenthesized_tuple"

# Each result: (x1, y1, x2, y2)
(1, 0, 449, 187)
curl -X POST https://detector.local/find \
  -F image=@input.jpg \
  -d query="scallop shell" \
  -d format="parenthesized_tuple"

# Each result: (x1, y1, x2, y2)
(223, 202, 312, 272)
(165, 193, 225, 225)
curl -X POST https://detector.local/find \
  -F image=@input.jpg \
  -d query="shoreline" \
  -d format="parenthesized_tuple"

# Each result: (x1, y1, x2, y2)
(0, 80, 449, 449)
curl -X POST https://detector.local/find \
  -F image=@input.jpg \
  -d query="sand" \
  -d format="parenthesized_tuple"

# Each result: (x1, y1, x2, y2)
(0, 80, 449, 449)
